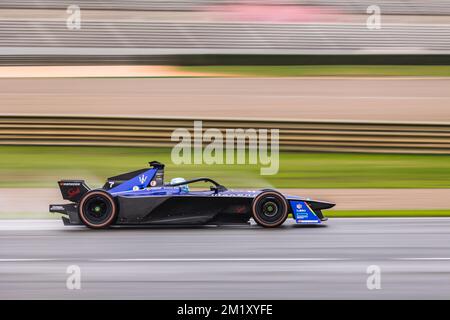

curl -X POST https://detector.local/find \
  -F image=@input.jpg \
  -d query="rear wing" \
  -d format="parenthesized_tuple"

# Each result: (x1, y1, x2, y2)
(58, 180, 90, 203)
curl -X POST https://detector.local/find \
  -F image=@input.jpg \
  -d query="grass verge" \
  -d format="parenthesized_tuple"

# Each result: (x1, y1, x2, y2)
(178, 65, 450, 77)
(1, 146, 450, 188)
(0, 212, 56, 219)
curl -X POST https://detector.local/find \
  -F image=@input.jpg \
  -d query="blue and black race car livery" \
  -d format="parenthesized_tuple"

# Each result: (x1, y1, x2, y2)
(50, 161, 335, 228)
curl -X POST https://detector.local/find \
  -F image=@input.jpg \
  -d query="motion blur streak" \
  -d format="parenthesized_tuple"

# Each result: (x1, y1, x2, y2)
(1, 78, 450, 122)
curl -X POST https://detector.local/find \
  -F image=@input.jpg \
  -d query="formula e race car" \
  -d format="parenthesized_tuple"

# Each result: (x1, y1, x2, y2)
(49, 161, 335, 228)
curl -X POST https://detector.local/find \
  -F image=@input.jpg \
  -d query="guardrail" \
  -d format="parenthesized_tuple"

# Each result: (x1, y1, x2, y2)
(1, 115, 450, 154)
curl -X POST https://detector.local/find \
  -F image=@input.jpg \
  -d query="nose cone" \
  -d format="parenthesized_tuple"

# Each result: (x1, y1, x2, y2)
(307, 200, 336, 210)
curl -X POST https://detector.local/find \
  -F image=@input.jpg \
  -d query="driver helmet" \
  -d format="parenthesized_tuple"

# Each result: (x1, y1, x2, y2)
(170, 177, 189, 193)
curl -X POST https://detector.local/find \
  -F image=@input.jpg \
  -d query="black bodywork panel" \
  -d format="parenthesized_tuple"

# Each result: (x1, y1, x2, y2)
(116, 195, 252, 225)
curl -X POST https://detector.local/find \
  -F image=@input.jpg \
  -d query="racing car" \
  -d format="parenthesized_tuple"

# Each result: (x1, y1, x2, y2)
(49, 161, 335, 228)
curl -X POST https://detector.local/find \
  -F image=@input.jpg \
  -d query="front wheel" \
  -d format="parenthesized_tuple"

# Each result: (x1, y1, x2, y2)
(78, 190, 117, 229)
(251, 190, 288, 228)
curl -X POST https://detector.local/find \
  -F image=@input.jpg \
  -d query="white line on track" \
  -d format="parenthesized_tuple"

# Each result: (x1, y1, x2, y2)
(2, 217, 450, 231)
(0, 259, 61, 262)
(394, 258, 450, 261)
(0, 258, 351, 262)
(2, 257, 450, 262)
(95, 258, 351, 262)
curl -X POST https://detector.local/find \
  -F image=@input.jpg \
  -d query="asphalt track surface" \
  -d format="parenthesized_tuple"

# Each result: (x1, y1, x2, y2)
(1, 218, 450, 299)
(1, 78, 450, 122)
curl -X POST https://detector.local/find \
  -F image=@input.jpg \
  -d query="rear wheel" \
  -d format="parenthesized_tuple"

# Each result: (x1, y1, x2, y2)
(78, 190, 117, 229)
(251, 190, 288, 228)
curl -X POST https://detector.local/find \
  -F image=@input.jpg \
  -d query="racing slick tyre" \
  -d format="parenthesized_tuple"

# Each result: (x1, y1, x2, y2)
(251, 190, 289, 228)
(78, 190, 117, 229)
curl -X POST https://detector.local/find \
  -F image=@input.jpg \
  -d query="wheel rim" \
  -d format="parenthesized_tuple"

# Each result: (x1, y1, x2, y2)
(261, 200, 279, 217)
(254, 194, 286, 225)
(82, 195, 113, 225)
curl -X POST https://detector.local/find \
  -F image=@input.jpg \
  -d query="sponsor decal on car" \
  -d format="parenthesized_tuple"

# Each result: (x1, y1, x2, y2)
(59, 182, 82, 186)
(211, 193, 256, 197)
(138, 174, 148, 184)
(67, 187, 80, 199)
(290, 200, 320, 224)
(50, 205, 65, 211)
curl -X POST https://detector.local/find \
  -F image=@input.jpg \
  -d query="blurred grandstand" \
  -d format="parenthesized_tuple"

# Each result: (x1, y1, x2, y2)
(0, 0, 449, 64)
(1, 0, 450, 15)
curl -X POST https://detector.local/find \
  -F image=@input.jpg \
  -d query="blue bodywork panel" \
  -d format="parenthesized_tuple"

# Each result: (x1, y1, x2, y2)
(289, 200, 321, 224)
(108, 168, 157, 193)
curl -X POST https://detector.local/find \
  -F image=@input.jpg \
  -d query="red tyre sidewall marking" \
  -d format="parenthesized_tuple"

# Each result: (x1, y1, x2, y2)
(78, 191, 117, 228)
(252, 191, 288, 227)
